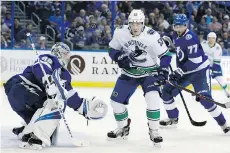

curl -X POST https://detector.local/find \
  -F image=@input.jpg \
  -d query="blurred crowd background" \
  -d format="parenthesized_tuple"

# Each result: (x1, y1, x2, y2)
(1, 1, 230, 55)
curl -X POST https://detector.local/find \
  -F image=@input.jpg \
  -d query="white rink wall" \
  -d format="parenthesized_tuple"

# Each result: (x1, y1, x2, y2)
(1, 50, 230, 89)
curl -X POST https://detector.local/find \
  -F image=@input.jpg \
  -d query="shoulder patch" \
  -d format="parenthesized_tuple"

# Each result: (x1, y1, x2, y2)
(185, 34, 192, 40)
(147, 29, 156, 35)
(216, 46, 220, 50)
(41, 56, 53, 65)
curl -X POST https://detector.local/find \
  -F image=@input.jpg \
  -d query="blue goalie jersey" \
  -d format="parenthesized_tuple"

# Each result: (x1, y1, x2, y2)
(172, 29, 210, 74)
(9, 54, 82, 110)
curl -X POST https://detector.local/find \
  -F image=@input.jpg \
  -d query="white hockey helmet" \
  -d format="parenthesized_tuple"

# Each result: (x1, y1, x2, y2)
(128, 9, 145, 36)
(51, 42, 71, 67)
(207, 32, 217, 45)
(128, 9, 145, 24)
(207, 32, 217, 38)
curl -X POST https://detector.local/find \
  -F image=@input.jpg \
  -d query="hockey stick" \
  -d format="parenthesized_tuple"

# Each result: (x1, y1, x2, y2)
(132, 66, 230, 109)
(26, 33, 88, 147)
(166, 80, 230, 109)
(169, 66, 207, 126)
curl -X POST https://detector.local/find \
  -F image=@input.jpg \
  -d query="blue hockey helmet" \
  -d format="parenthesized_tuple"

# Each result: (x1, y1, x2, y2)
(173, 14, 188, 26)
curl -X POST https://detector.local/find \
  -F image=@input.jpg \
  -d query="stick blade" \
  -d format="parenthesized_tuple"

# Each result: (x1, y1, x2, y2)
(191, 120, 207, 127)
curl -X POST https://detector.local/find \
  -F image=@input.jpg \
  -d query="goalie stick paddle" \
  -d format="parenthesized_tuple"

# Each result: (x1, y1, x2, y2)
(169, 66, 207, 127)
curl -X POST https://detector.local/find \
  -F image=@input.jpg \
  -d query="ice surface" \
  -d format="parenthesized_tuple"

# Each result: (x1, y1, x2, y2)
(1, 87, 230, 153)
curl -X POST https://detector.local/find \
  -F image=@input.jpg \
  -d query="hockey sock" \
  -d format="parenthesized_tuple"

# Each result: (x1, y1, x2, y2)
(207, 104, 226, 126)
(215, 76, 230, 96)
(145, 91, 161, 130)
(111, 100, 128, 128)
(163, 98, 179, 119)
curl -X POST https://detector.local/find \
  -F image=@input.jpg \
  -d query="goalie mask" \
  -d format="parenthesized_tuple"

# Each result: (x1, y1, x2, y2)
(128, 9, 145, 37)
(51, 42, 71, 67)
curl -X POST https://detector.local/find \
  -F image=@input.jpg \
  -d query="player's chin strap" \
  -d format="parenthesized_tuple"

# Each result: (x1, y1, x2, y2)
(131, 65, 230, 109)
(26, 33, 89, 147)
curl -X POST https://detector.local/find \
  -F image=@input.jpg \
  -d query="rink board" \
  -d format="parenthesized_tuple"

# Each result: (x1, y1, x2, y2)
(1, 50, 230, 90)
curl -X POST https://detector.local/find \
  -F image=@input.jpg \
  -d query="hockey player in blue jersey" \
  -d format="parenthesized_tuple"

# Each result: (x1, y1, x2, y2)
(160, 14, 230, 134)
(3, 42, 108, 149)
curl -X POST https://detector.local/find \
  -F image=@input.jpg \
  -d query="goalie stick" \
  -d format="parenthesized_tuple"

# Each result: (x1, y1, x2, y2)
(26, 33, 89, 147)
(169, 66, 207, 127)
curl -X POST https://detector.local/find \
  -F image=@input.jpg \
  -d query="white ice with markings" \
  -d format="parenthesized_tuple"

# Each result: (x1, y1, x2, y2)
(1, 87, 230, 153)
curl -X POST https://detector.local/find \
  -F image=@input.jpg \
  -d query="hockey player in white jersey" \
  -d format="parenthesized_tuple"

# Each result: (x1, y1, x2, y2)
(107, 9, 172, 146)
(201, 32, 230, 97)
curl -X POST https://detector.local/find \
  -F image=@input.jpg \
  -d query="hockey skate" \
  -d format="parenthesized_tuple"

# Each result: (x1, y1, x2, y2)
(159, 118, 178, 128)
(107, 118, 131, 140)
(148, 128, 163, 147)
(19, 132, 43, 150)
(221, 123, 230, 135)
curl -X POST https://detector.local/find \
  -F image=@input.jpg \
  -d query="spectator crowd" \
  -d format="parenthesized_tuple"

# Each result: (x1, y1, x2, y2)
(1, 1, 230, 54)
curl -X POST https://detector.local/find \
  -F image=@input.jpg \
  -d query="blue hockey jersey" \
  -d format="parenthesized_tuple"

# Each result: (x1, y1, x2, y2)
(172, 29, 210, 74)
(14, 54, 82, 110)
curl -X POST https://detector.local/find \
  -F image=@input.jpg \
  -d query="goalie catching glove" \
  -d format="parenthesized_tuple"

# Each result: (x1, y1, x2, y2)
(78, 97, 108, 120)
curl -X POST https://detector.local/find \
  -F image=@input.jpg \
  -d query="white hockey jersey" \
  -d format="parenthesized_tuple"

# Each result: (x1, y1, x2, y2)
(109, 25, 169, 78)
(201, 40, 222, 66)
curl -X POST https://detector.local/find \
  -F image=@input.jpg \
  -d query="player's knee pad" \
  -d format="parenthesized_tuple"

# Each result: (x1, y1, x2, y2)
(110, 100, 127, 114)
(161, 84, 178, 101)
(198, 92, 213, 109)
(145, 91, 161, 110)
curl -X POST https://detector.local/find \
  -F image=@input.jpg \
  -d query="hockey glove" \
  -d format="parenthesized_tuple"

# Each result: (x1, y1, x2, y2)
(115, 53, 131, 69)
(210, 63, 222, 78)
(155, 67, 169, 86)
(78, 97, 108, 120)
(169, 68, 184, 81)
(43, 75, 67, 98)
(162, 35, 175, 53)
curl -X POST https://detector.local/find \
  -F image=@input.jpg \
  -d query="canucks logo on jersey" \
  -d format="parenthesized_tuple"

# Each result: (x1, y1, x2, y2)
(129, 46, 147, 63)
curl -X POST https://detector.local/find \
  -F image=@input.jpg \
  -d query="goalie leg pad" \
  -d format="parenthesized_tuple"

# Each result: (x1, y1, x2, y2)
(22, 99, 62, 147)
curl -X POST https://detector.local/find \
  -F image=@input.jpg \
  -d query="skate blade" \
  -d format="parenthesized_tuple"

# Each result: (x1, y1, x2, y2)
(106, 136, 128, 141)
(224, 130, 230, 136)
(160, 124, 177, 129)
(153, 142, 161, 148)
(19, 142, 42, 150)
